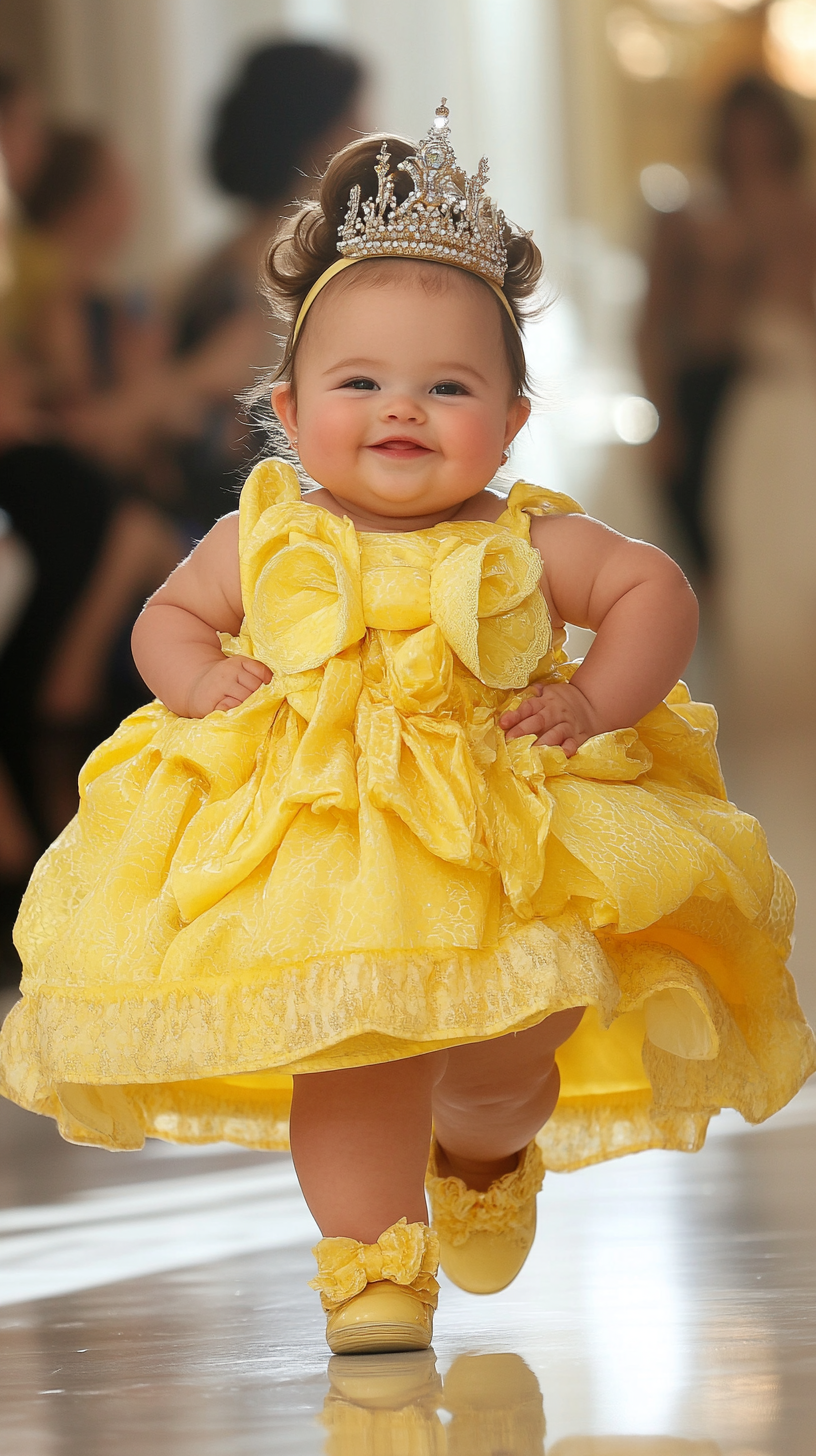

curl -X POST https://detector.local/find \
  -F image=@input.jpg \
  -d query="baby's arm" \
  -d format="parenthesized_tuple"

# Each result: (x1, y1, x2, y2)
(501, 515, 698, 755)
(131, 514, 271, 717)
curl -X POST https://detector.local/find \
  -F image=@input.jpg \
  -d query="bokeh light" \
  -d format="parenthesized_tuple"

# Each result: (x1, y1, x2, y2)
(640, 162, 691, 211)
(650, 0, 726, 20)
(766, 0, 816, 97)
(608, 7, 674, 79)
(650, 0, 763, 19)
(613, 396, 660, 444)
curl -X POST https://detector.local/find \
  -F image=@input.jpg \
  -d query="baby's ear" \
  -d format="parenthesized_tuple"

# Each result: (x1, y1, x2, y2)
(505, 394, 531, 446)
(271, 382, 297, 441)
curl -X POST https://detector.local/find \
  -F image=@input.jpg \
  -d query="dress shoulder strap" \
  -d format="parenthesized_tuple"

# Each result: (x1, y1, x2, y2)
(497, 480, 586, 536)
(239, 457, 301, 542)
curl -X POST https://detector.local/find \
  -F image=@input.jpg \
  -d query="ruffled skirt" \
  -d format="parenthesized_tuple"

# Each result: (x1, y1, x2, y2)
(1, 674, 813, 1167)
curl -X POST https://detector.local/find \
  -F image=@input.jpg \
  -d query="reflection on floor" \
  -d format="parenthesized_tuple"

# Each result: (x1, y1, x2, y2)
(1, 1070, 814, 1456)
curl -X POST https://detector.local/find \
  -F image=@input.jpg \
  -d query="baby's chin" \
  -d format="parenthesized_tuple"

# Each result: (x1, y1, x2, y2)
(352, 463, 477, 515)
(303, 453, 486, 519)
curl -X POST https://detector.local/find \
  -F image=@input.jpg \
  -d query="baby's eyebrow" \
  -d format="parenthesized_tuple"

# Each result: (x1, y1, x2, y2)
(323, 357, 382, 373)
(433, 362, 490, 385)
(322, 357, 490, 385)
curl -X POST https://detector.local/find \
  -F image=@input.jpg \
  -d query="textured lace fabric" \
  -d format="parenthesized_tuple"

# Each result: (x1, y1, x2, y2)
(426, 1138, 545, 1246)
(1, 457, 814, 1163)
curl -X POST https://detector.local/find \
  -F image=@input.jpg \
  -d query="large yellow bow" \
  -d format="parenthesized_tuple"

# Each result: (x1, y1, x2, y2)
(239, 492, 552, 688)
(310, 1217, 440, 1311)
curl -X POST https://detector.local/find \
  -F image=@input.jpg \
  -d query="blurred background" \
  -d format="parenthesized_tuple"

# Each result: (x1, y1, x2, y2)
(0, 0, 814, 1021)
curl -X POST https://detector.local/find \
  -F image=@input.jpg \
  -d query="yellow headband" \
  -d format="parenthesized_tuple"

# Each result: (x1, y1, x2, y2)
(291, 255, 519, 346)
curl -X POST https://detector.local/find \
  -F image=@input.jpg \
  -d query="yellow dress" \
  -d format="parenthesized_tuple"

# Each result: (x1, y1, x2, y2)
(1, 459, 813, 1161)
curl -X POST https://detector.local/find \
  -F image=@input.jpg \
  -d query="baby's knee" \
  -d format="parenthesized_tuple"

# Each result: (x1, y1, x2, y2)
(532, 1005, 585, 1051)
(293, 1047, 446, 1110)
(434, 1060, 556, 1124)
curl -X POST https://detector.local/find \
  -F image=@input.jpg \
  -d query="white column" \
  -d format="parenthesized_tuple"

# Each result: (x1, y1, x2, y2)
(466, 0, 564, 251)
(328, 0, 565, 253)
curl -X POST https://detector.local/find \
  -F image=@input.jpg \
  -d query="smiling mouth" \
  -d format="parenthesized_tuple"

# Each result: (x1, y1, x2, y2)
(368, 438, 432, 458)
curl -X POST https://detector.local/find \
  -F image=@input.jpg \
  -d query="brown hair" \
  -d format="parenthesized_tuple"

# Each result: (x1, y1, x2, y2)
(0, 62, 26, 116)
(23, 127, 107, 228)
(261, 133, 544, 396)
(713, 75, 806, 184)
(211, 42, 363, 206)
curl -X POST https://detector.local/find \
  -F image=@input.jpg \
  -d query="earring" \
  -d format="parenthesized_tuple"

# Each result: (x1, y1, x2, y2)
(501, 449, 510, 465)
(291, 436, 298, 452)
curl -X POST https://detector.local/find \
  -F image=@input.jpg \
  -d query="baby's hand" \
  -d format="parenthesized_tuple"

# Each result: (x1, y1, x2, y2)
(500, 681, 601, 758)
(186, 655, 272, 717)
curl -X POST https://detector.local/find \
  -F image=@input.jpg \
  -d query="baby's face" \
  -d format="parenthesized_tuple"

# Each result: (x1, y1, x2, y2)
(273, 263, 529, 520)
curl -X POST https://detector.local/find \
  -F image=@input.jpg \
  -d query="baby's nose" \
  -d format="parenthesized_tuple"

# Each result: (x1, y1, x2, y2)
(385, 394, 425, 421)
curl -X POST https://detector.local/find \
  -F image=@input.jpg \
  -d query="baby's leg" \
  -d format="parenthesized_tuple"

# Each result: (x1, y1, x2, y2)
(290, 1011, 582, 1239)
(290, 1052, 446, 1242)
(431, 1008, 583, 1190)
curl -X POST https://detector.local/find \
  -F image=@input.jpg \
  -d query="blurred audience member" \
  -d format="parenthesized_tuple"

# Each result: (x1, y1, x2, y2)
(0, 61, 61, 370)
(641, 76, 816, 718)
(0, 41, 364, 928)
(22, 127, 165, 407)
(0, 62, 44, 192)
(0, 116, 182, 851)
(0, 144, 41, 448)
(706, 81, 816, 722)
(171, 40, 364, 532)
(0, 84, 46, 954)
(62, 41, 364, 535)
(639, 79, 800, 573)
(0, 508, 36, 884)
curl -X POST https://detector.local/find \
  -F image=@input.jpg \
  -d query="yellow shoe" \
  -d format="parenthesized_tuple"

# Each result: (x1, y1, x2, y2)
(443, 1352, 546, 1456)
(426, 1138, 545, 1295)
(326, 1349, 442, 1407)
(322, 1351, 445, 1454)
(325, 1281, 433, 1354)
(310, 1217, 440, 1355)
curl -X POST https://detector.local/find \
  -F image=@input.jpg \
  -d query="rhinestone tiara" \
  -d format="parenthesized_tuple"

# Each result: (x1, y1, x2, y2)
(337, 100, 508, 288)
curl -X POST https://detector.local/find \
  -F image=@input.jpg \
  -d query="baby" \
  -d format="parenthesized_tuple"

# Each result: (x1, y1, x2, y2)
(2, 106, 812, 1357)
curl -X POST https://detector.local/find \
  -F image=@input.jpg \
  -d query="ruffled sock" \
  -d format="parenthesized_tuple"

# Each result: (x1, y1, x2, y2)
(426, 1139, 545, 1246)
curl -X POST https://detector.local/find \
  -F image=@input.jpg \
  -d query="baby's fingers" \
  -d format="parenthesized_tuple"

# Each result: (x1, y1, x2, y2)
(237, 656, 272, 685)
(535, 725, 580, 757)
(232, 663, 272, 697)
(217, 674, 261, 710)
(499, 691, 544, 731)
(234, 670, 263, 695)
(504, 709, 550, 741)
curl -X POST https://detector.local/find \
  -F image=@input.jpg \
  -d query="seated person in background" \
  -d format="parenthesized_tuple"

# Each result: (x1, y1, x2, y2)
(0, 117, 182, 847)
(21, 126, 167, 408)
(0, 61, 61, 376)
(59, 41, 365, 538)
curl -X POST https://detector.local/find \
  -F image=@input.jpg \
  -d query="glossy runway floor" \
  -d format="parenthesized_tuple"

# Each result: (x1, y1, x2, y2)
(1, 1035, 814, 1456)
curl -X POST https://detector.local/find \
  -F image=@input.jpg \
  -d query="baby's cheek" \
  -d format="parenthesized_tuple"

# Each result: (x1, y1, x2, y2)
(439, 408, 502, 471)
(300, 398, 365, 462)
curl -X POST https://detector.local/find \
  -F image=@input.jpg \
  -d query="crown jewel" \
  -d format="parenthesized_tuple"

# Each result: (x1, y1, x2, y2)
(337, 100, 508, 287)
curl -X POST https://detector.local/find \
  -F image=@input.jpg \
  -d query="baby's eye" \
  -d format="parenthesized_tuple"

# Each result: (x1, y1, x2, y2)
(341, 377, 379, 391)
(430, 381, 469, 396)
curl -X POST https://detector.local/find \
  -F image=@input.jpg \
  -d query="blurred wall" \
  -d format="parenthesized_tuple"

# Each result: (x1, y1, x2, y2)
(0, 0, 567, 288)
(0, 0, 48, 80)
